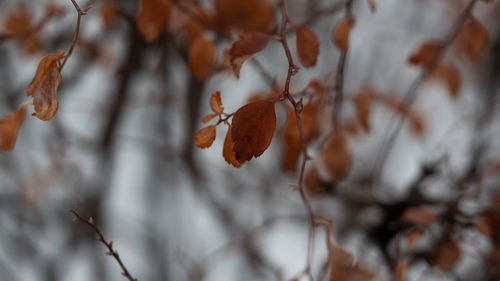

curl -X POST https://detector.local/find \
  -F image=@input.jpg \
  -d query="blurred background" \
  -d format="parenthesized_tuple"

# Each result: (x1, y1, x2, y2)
(0, 0, 499, 280)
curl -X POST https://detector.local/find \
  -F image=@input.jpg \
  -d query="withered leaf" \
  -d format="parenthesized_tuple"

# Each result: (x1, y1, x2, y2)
(432, 64, 460, 98)
(214, 0, 275, 34)
(4, 6, 31, 35)
(189, 35, 216, 80)
(229, 32, 271, 77)
(26, 50, 64, 121)
(223, 127, 241, 168)
(367, 0, 376, 12)
(136, 0, 170, 43)
(435, 240, 461, 272)
(321, 133, 352, 181)
(194, 125, 216, 148)
(231, 100, 276, 163)
(201, 113, 217, 124)
(295, 26, 320, 68)
(0, 104, 28, 152)
(408, 40, 443, 67)
(461, 17, 488, 61)
(406, 229, 424, 247)
(101, 2, 118, 30)
(328, 241, 375, 281)
(392, 259, 408, 281)
(333, 18, 355, 53)
(353, 92, 372, 132)
(401, 206, 439, 226)
(210, 91, 223, 115)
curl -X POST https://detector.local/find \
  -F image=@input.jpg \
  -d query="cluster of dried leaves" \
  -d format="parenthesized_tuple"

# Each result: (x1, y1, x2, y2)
(0, 0, 498, 280)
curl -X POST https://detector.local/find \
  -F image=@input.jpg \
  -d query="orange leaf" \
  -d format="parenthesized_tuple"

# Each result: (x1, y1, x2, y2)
(295, 26, 320, 68)
(392, 259, 408, 281)
(282, 142, 301, 173)
(431, 64, 460, 98)
(26, 50, 64, 121)
(333, 18, 355, 53)
(435, 240, 461, 271)
(4, 6, 31, 35)
(101, 2, 118, 30)
(401, 206, 439, 226)
(214, 0, 275, 34)
(408, 40, 443, 67)
(367, 0, 376, 12)
(194, 125, 216, 148)
(305, 165, 328, 196)
(328, 241, 375, 281)
(406, 229, 424, 247)
(231, 100, 276, 163)
(353, 92, 372, 132)
(321, 133, 352, 181)
(136, 0, 170, 43)
(189, 35, 216, 80)
(0, 104, 28, 152)
(461, 17, 488, 61)
(210, 91, 223, 114)
(201, 113, 217, 124)
(229, 32, 271, 77)
(223, 127, 241, 168)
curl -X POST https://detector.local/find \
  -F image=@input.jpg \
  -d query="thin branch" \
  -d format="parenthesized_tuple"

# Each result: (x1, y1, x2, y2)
(333, 0, 355, 132)
(60, 0, 91, 70)
(70, 206, 138, 281)
(278, 1, 316, 281)
(372, 0, 479, 181)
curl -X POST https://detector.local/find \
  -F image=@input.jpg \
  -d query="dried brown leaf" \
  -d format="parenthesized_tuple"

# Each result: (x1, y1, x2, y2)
(136, 0, 170, 43)
(0, 104, 28, 151)
(367, 0, 376, 12)
(353, 92, 372, 132)
(461, 17, 489, 61)
(201, 113, 217, 124)
(26, 50, 64, 121)
(229, 32, 271, 77)
(328, 241, 375, 281)
(435, 240, 461, 271)
(214, 0, 275, 34)
(392, 259, 408, 281)
(333, 18, 355, 53)
(223, 127, 241, 168)
(231, 100, 276, 163)
(401, 206, 439, 226)
(321, 133, 352, 181)
(194, 125, 216, 148)
(432, 64, 461, 98)
(4, 7, 31, 34)
(189, 35, 216, 80)
(101, 2, 118, 30)
(210, 91, 223, 115)
(408, 40, 443, 67)
(296, 26, 320, 68)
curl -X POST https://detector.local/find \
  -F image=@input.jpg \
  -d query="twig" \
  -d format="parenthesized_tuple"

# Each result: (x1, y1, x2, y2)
(333, 0, 355, 132)
(278, 1, 316, 281)
(372, 0, 479, 181)
(70, 206, 138, 281)
(60, 0, 91, 70)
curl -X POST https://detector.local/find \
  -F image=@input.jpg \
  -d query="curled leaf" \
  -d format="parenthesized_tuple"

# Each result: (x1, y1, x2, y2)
(223, 127, 241, 168)
(461, 17, 488, 61)
(408, 40, 443, 67)
(26, 50, 64, 121)
(194, 125, 216, 148)
(136, 0, 170, 43)
(210, 91, 223, 114)
(229, 32, 271, 77)
(0, 104, 28, 151)
(189, 35, 216, 80)
(295, 26, 320, 68)
(333, 18, 355, 53)
(231, 100, 276, 163)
